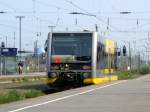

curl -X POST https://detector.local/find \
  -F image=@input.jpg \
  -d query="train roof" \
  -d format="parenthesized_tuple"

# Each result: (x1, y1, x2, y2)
(48, 31, 96, 34)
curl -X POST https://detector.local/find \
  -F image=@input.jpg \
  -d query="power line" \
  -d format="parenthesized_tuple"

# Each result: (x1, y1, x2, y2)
(36, 0, 72, 12)
(100, 16, 150, 21)
(3, 11, 68, 14)
(0, 22, 39, 33)
(127, 22, 150, 31)
(63, 0, 150, 33)
(64, 0, 90, 14)
(64, 0, 136, 41)
(0, 1, 16, 12)
(64, 0, 122, 31)
(94, 16, 121, 31)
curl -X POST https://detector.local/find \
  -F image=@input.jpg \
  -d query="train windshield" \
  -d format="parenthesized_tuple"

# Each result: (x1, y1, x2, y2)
(51, 33, 92, 61)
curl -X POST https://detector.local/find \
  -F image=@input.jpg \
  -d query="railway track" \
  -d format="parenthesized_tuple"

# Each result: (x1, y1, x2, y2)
(0, 79, 84, 95)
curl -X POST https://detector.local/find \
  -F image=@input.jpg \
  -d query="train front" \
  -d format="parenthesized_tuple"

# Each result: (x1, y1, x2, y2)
(46, 32, 92, 86)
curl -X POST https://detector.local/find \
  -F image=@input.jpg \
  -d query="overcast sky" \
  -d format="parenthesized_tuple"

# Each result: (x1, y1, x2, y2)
(0, 0, 150, 52)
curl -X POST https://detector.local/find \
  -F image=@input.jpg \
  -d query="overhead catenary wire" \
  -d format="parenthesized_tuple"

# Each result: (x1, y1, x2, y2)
(36, 0, 73, 12)
(31, 0, 71, 28)
(64, 0, 90, 14)
(63, 0, 123, 32)
(63, 0, 150, 38)
(63, 0, 137, 42)
(1, 1, 150, 38)
(0, 1, 16, 12)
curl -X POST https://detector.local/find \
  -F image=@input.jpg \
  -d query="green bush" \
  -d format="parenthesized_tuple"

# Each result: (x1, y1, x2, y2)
(117, 71, 136, 80)
(139, 67, 150, 75)
(0, 90, 44, 104)
(0, 90, 21, 104)
(22, 77, 29, 82)
(130, 69, 138, 74)
(7, 90, 21, 102)
(0, 93, 8, 104)
(25, 90, 44, 98)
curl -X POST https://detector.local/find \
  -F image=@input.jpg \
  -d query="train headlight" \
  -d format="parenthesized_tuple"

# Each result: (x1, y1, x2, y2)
(83, 65, 91, 70)
(65, 64, 69, 70)
(48, 72, 57, 78)
(83, 73, 90, 78)
(51, 72, 57, 78)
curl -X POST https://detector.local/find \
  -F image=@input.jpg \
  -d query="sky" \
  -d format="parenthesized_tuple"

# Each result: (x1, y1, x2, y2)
(0, 0, 150, 54)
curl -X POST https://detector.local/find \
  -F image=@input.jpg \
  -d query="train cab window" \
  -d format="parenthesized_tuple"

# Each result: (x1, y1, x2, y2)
(44, 40, 48, 52)
(51, 33, 92, 62)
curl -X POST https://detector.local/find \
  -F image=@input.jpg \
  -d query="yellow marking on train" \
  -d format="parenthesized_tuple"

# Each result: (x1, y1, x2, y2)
(110, 75, 118, 81)
(83, 75, 118, 85)
(47, 78, 57, 84)
(104, 69, 114, 74)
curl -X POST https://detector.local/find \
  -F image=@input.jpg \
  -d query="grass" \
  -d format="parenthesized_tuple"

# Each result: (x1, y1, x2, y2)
(117, 66, 150, 80)
(117, 71, 137, 80)
(25, 90, 44, 98)
(0, 89, 44, 104)
(22, 77, 29, 82)
(1, 66, 150, 104)
(139, 66, 150, 75)
(0, 90, 20, 104)
(10, 77, 47, 84)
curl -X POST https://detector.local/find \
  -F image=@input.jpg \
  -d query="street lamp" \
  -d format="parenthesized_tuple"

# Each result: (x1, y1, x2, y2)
(120, 11, 132, 14)
(16, 16, 25, 60)
(69, 12, 98, 31)
(48, 26, 56, 33)
(0, 11, 7, 75)
(0, 11, 6, 13)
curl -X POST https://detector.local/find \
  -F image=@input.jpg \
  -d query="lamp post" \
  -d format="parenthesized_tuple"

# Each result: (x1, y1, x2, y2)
(122, 40, 132, 70)
(48, 26, 56, 33)
(69, 12, 98, 31)
(69, 12, 96, 17)
(0, 11, 6, 13)
(0, 11, 6, 75)
(35, 32, 41, 73)
(139, 45, 148, 66)
(120, 11, 132, 14)
(16, 16, 25, 60)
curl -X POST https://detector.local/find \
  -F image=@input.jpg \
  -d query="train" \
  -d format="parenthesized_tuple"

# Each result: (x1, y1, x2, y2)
(44, 31, 118, 87)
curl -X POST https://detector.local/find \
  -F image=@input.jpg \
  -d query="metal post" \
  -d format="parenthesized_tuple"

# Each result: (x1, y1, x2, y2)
(0, 47, 1, 76)
(115, 45, 118, 69)
(16, 16, 25, 59)
(19, 17, 21, 51)
(95, 24, 98, 32)
(38, 53, 40, 72)
(5, 36, 7, 48)
(14, 32, 16, 47)
(35, 39, 39, 72)
(138, 52, 141, 72)
(48, 26, 56, 33)
(4, 57, 6, 75)
(108, 48, 111, 74)
(47, 34, 51, 74)
(129, 41, 131, 70)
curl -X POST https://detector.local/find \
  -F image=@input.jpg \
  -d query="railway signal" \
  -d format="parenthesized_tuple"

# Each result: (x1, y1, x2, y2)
(123, 45, 127, 56)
